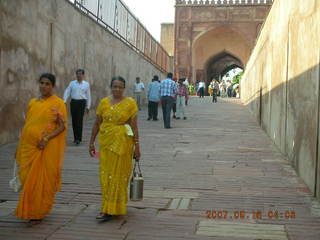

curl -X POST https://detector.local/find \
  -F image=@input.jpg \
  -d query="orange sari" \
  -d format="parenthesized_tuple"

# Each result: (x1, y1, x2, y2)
(15, 95, 67, 220)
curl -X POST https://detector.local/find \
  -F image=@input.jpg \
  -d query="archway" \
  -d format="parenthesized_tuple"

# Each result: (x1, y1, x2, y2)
(192, 26, 251, 84)
(205, 52, 244, 82)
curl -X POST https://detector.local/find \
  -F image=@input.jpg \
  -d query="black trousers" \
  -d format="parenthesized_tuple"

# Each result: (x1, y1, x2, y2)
(70, 99, 86, 142)
(199, 87, 205, 98)
(161, 96, 174, 128)
(212, 89, 218, 103)
(148, 101, 159, 120)
(172, 101, 176, 114)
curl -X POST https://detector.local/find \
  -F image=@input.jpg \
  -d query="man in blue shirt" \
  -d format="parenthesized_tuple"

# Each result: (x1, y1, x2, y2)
(147, 75, 161, 121)
(160, 73, 177, 129)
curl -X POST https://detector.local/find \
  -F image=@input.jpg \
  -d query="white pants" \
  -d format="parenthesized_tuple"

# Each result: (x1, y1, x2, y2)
(176, 95, 186, 118)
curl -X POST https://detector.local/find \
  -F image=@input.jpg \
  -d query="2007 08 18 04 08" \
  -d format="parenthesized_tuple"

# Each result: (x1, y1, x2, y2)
(205, 210, 296, 220)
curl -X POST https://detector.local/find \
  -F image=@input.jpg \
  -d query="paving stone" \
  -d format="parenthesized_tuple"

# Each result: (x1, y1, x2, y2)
(197, 220, 288, 239)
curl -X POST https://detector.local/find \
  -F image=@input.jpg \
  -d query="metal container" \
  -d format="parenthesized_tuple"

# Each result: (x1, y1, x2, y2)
(130, 161, 144, 201)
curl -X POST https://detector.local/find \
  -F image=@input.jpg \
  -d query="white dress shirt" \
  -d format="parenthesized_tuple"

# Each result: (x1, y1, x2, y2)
(134, 82, 145, 93)
(63, 80, 91, 109)
(198, 81, 205, 88)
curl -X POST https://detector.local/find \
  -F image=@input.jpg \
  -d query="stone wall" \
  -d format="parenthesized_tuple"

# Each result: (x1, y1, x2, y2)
(160, 23, 175, 57)
(0, 0, 167, 145)
(241, 0, 320, 197)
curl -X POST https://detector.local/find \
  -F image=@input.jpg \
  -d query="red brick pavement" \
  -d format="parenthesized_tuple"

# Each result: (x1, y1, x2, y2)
(0, 97, 320, 240)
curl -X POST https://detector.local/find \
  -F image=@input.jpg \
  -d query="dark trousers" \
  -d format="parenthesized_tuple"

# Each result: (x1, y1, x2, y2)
(161, 96, 174, 128)
(172, 101, 176, 115)
(148, 101, 159, 120)
(199, 87, 205, 98)
(70, 99, 86, 142)
(212, 89, 218, 103)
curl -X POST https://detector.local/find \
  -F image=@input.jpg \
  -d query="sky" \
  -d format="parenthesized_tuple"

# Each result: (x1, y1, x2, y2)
(121, 0, 176, 42)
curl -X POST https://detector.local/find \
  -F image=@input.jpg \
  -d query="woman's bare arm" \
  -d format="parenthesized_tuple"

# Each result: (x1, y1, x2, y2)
(37, 115, 66, 150)
(89, 115, 102, 157)
(129, 115, 141, 160)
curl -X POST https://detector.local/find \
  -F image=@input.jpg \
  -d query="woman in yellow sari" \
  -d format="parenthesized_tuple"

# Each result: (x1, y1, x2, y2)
(89, 76, 140, 221)
(15, 73, 67, 224)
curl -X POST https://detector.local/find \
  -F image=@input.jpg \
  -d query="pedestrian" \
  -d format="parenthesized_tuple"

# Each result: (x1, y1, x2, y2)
(183, 78, 189, 106)
(147, 75, 161, 121)
(226, 80, 232, 97)
(15, 73, 67, 224)
(172, 77, 178, 119)
(63, 69, 91, 145)
(208, 80, 214, 96)
(89, 76, 141, 221)
(176, 78, 189, 120)
(198, 80, 205, 98)
(133, 77, 145, 110)
(212, 80, 219, 103)
(160, 73, 177, 129)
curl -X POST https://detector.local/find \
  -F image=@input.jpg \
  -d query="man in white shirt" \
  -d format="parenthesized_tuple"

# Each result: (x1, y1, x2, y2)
(63, 69, 91, 145)
(133, 77, 145, 110)
(198, 80, 205, 98)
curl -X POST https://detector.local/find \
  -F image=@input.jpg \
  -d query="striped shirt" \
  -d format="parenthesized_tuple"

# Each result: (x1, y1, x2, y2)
(177, 84, 189, 99)
(160, 78, 177, 97)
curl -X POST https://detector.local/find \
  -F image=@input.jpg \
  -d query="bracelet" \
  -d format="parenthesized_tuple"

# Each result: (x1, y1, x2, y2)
(43, 136, 49, 142)
(89, 144, 94, 147)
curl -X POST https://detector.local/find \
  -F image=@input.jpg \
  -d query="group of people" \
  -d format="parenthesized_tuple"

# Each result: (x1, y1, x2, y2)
(139, 73, 189, 129)
(14, 70, 194, 224)
(14, 70, 141, 224)
(133, 73, 189, 128)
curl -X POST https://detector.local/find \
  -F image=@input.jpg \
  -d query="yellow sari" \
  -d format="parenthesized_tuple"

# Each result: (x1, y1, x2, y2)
(96, 97, 138, 215)
(15, 95, 67, 220)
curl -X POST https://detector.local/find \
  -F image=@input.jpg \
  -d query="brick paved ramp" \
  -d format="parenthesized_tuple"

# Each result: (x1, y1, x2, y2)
(1, 97, 320, 240)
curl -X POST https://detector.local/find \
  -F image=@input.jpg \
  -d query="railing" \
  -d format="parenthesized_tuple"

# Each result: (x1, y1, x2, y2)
(67, 0, 170, 73)
(176, 0, 274, 5)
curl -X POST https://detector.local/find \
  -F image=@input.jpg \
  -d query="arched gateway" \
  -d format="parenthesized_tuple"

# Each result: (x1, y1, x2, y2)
(174, 0, 273, 83)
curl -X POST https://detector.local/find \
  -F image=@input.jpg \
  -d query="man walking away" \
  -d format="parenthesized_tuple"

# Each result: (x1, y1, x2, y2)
(134, 77, 145, 110)
(147, 75, 161, 121)
(63, 69, 91, 145)
(160, 73, 177, 129)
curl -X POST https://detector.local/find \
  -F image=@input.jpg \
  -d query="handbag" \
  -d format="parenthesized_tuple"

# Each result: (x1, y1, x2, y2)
(9, 160, 21, 192)
(130, 160, 144, 201)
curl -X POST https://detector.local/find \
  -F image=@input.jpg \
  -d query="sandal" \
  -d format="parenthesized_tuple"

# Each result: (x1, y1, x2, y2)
(95, 213, 113, 221)
(27, 219, 42, 225)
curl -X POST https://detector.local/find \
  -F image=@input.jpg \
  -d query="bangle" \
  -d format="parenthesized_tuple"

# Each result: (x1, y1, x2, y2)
(89, 144, 94, 147)
(43, 136, 49, 142)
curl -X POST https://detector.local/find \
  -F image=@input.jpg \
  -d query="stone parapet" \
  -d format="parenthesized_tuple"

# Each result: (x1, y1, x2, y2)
(176, 0, 273, 5)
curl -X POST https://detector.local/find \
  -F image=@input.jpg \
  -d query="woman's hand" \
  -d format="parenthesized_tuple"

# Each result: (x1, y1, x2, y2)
(89, 144, 96, 157)
(37, 138, 48, 150)
(134, 145, 141, 161)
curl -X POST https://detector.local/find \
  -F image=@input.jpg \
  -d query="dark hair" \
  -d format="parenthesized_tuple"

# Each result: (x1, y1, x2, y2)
(167, 72, 173, 79)
(152, 75, 159, 81)
(110, 76, 126, 88)
(76, 69, 85, 74)
(39, 73, 56, 87)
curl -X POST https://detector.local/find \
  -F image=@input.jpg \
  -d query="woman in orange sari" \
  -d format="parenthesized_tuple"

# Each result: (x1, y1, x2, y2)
(89, 76, 140, 221)
(15, 73, 67, 224)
